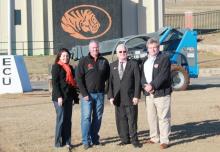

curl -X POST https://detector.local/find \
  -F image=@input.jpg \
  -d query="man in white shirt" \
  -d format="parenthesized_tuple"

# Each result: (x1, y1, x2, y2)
(141, 38, 172, 149)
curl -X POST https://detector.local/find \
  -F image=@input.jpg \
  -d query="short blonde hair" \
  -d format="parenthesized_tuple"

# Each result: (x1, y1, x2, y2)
(146, 38, 159, 47)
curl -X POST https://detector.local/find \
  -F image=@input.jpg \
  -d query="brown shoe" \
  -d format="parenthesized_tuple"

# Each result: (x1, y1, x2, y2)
(160, 143, 169, 149)
(145, 139, 155, 144)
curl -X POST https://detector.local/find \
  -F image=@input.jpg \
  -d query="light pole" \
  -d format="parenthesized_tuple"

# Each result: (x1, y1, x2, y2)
(8, 0, 12, 55)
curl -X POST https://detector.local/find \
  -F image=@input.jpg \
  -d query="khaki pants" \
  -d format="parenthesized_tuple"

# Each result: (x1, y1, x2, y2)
(145, 95, 171, 144)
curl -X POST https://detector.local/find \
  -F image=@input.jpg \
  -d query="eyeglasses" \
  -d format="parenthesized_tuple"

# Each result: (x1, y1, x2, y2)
(119, 51, 127, 54)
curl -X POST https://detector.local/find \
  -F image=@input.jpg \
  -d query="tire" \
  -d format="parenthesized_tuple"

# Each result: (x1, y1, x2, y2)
(171, 65, 189, 91)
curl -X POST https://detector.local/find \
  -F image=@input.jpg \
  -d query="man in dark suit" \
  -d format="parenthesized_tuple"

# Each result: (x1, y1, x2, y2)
(141, 38, 172, 149)
(108, 44, 142, 148)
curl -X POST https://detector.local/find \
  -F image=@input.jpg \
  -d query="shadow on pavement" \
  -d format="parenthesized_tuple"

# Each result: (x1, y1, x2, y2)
(99, 129, 149, 145)
(195, 28, 220, 36)
(98, 119, 220, 147)
(188, 84, 220, 90)
(170, 119, 220, 146)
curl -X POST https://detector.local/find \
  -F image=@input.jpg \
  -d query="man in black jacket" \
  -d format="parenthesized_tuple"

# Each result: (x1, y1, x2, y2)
(76, 40, 110, 149)
(141, 38, 172, 149)
(108, 44, 142, 148)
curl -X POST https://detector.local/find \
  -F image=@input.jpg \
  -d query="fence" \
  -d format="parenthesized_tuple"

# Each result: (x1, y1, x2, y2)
(0, 41, 54, 55)
(164, 10, 220, 30)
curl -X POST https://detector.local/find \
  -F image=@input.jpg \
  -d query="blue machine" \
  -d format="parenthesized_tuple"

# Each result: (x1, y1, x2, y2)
(158, 27, 199, 90)
(71, 27, 199, 90)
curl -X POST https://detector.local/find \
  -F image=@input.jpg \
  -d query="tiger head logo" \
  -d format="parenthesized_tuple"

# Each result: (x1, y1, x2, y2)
(61, 5, 112, 40)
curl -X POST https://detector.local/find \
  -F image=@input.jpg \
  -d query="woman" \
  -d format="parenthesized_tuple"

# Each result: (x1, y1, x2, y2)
(51, 48, 79, 149)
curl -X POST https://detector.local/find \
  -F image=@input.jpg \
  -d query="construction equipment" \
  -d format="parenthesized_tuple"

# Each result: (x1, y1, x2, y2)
(71, 27, 199, 91)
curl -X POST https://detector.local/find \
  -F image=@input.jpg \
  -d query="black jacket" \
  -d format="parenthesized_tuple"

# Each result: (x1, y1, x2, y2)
(76, 54, 110, 97)
(108, 59, 141, 106)
(51, 64, 79, 103)
(141, 52, 172, 97)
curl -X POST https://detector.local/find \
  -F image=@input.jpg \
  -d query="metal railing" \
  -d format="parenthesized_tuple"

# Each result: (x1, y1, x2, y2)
(164, 13, 185, 29)
(0, 41, 54, 55)
(164, 10, 220, 30)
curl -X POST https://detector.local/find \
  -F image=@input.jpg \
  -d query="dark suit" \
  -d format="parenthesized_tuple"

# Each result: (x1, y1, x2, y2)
(108, 59, 141, 143)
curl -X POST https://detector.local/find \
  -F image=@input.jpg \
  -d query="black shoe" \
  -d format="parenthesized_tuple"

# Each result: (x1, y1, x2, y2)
(132, 141, 142, 148)
(117, 141, 131, 146)
(93, 142, 104, 146)
(93, 141, 100, 145)
(83, 144, 91, 150)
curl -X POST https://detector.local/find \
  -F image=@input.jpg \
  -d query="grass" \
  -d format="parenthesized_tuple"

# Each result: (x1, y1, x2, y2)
(24, 56, 55, 75)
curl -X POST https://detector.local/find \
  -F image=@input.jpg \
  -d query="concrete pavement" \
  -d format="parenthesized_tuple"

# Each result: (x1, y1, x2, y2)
(199, 68, 220, 77)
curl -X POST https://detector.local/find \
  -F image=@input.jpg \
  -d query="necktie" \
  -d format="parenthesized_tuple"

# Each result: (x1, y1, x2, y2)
(119, 62, 124, 80)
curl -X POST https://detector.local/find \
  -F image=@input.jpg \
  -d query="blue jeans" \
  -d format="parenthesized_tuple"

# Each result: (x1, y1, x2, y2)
(53, 100, 73, 147)
(81, 92, 104, 145)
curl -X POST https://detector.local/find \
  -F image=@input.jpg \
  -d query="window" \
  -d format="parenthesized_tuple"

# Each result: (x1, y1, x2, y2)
(14, 10, 21, 25)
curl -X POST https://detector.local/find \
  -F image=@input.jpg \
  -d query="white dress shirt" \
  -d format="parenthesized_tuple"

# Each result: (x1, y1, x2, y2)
(144, 56, 156, 83)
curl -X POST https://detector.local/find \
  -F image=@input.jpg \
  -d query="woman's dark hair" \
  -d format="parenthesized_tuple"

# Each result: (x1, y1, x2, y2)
(54, 48, 71, 63)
